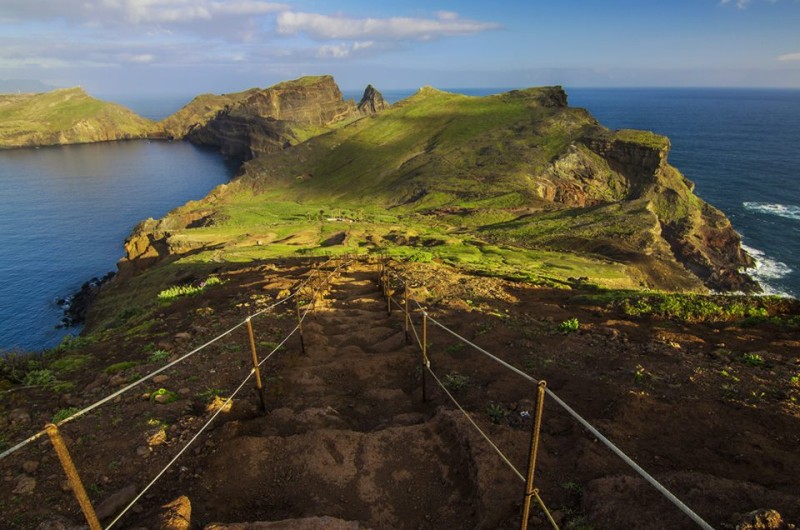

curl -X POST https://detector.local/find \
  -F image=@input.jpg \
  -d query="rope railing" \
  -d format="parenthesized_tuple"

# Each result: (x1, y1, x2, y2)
(1, 255, 715, 529)
(424, 364, 525, 482)
(380, 262, 559, 529)
(105, 325, 302, 529)
(0, 275, 307, 462)
(0, 257, 347, 461)
(106, 257, 349, 529)
(379, 258, 715, 530)
(0, 255, 351, 530)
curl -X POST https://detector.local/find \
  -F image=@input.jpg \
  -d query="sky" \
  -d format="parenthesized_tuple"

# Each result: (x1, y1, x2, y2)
(1, 0, 799, 95)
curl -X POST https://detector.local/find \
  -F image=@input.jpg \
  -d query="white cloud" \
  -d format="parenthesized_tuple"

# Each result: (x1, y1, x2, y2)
(1, 0, 287, 25)
(777, 52, 800, 61)
(720, 0, 750, 8)
(316, 41, 375, 59)
(720, 0, 783, 8)
(129, 53, 155, 62)
(121, 0, 287, 24)
(276, 11, 500, 41)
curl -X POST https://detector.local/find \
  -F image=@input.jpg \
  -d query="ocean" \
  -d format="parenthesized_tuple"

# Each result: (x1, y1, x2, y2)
(0, 88, 797, 352)
(0, 141, 236, 351)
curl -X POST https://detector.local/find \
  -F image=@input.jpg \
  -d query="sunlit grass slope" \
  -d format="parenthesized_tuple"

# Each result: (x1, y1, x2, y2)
(0, 87, 154, 148)
(133, 87, 645, 291)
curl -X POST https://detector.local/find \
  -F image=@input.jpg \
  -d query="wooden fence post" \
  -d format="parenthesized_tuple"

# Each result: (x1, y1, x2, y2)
(45, 424, 102, 530)
(245, 317, 267, 413)
(520, 381, 547, 530)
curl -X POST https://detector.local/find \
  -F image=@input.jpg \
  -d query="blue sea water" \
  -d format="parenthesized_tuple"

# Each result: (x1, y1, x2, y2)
(1, 88, 798, 352)
(0, 141, 236, 351)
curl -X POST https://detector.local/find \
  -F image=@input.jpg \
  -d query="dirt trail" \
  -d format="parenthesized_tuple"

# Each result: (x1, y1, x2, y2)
(5, 259, 797, 529)
(188, 264, 485, 529)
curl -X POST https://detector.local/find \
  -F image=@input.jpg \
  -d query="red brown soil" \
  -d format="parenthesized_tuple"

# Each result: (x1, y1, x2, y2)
(1, 259, 799, 529)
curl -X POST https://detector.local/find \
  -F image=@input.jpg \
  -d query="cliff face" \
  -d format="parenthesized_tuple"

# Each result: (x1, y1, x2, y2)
(0, 88, 154, 148)
(173, 76, 364, 160)
(157, 91, 256, 140)
(580, 130, 757, 291)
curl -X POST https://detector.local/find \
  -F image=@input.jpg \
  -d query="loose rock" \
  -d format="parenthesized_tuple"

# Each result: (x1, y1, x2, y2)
(13, 474, 36, 495)
(95, 484, 137, 521)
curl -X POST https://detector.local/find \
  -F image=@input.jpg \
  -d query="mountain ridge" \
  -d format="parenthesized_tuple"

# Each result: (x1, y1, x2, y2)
(118, 78, 755, 293)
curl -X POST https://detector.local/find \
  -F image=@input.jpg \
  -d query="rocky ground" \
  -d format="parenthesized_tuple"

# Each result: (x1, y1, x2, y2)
(1, 258, 799, 529)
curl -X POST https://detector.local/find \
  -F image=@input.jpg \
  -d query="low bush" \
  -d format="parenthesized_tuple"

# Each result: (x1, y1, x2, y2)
(557, 317, 580, 333)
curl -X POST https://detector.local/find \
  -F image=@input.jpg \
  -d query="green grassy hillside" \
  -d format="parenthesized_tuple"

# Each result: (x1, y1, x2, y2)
(0, 87, 154, 148)
(123, 83, 754, 296)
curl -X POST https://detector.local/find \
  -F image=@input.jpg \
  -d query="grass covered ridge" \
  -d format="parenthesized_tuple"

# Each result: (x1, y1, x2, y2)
(112, 80, 758, 297)
(0, 87, 154, 148)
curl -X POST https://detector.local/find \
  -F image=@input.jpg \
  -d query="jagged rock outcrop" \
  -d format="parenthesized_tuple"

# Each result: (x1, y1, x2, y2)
(0, 87, 154, 148)
(180, 76, 365, 160)
(357, 84, 389, 115)
(158, 91, 257, 140)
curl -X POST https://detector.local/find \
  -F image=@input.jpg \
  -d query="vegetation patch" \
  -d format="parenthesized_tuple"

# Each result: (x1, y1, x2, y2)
(147, 350, 170, 363)
(557, 317, 581, 334)
(52, 407, 80, 424)
(49, 354, 92, 374)
(443, 372, 470, 391)
(740, 353, 765, 367)
(105, 361, 140, 374)
(157, 275, 224, 302)
(585, 292, 794, 323)
(150, 388, 179, 404)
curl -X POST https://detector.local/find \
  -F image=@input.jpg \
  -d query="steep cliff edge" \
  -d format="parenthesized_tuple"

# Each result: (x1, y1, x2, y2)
(581, 129, 757, 291)
(161, 75, 378, 160)
(0, 87, 154, 148)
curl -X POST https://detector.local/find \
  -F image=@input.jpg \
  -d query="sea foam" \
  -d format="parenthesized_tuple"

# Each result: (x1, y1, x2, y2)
(743, 202, 800, 221)
(741, 244, 793, 296)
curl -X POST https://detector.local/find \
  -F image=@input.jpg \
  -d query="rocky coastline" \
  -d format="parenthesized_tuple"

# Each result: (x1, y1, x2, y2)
(56, 272, 116, 328)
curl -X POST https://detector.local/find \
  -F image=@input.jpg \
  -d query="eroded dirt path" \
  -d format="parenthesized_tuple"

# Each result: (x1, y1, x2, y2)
(188, 264, 481, 529)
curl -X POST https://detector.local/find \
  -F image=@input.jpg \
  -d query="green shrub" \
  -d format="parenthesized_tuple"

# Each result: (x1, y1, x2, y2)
(24, 369, 56, 386)
(104, 361, 139, 374)
(150, 388, 178, 404)
(197, 388, 224, 402)
(443, 372, 470, 390)
(147, 350, 170, 363)
(407, 251, 433, 263)
(557, 317, 580, 333)
(52, 407, 80, 423)
(0, 351, 36, 384)
(740, 353, 765, 367)
(487, 403, 507, 424)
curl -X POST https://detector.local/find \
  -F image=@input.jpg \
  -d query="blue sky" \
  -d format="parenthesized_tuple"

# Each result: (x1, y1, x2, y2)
(1, 0, 799, 95)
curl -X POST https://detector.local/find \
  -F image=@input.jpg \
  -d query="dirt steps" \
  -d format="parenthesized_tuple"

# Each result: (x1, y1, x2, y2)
(190, 264, 484, 529)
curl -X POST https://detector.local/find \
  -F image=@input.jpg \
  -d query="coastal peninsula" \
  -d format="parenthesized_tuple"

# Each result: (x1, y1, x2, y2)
(1, 76, 798, 529)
